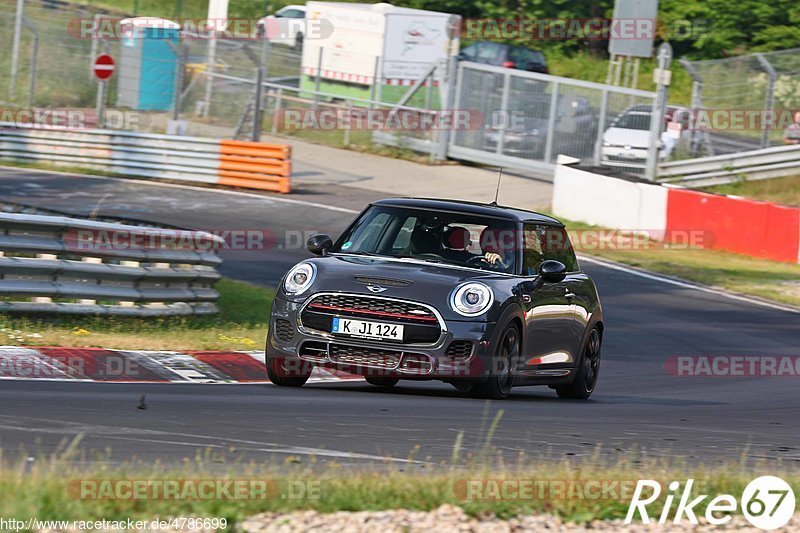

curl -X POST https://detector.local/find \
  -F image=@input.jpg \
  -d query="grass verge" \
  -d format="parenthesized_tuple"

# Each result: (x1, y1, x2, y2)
(703, 175, 800, 207)
(0, 278, 273, 351)
(562, 218, 800, 307)
(1, 446, 798, 528)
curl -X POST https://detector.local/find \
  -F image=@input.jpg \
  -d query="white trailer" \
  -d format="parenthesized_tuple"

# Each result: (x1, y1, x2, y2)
(301, 2, 460, 101)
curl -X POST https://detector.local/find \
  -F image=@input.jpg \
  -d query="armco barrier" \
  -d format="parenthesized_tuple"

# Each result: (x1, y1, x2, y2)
(666, 189, 800, 263)
(0, 124, 291, 193)
(658, 145, 800, 187)
(553, 162, 800, 264)
(0, 212, 224, 315)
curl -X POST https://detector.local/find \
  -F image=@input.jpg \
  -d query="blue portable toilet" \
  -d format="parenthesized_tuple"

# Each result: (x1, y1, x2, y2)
(116, 17, 180, 111)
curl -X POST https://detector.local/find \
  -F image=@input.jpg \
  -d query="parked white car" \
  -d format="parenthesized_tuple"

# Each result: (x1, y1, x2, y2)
(601, 105, 689, 168)
(257, 5, 307, 49)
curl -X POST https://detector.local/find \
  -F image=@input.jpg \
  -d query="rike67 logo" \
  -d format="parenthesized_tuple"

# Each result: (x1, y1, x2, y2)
(626, 476, 796, 530)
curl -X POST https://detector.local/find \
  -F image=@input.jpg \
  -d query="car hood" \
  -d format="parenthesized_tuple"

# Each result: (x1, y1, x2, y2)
(603, 127, 651, 148)
(294, 254, 511, 320)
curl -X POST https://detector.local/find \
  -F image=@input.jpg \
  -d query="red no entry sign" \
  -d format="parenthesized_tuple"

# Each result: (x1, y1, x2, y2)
(93, 54, 115, 80)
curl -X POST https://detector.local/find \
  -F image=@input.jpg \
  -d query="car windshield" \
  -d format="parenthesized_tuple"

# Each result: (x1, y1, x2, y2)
(615, 112, 652, 130)
(332, 206, 518, 274)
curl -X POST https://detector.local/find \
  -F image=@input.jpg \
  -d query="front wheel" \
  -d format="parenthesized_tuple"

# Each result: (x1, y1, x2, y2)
(471, 324, 520, 400)
(266, 353, 312, 387)
(556, 327, 601, 400)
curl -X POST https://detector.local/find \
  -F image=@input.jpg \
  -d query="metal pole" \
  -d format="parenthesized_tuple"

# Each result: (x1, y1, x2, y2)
(434, 55, 458, 161)
(271, 87, 282, 135)
(252, 65, 265, 141)
(755, 53, 777, 149)
(9, 0, 25, 101)
(173, 43, 186, 121)
(369, 56, 380, 111)
(96, 81, 106, 128)
(680, 58, 707, 157)
(543, 81, 560, 164)
(89, 15, 101, 80)
(260, 29, 271, 77)
(343, 100, 351, 146)
(313, 47, 323, 111)
(375, 56, 383, 106)
(495, 72, 511, 155)
(202, 36, 217, 118)
(645, 44, 672, 181)
(593, 89, 608, 166)
(27, 29, 38, 108)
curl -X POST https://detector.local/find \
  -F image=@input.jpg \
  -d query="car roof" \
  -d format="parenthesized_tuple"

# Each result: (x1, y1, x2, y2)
(372, 198, 563, 225)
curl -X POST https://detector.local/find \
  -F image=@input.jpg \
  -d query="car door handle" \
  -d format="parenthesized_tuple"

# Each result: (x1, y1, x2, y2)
(565, 292, 576, 301)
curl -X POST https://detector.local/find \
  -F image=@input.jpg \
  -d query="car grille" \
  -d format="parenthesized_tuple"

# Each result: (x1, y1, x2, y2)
(299, 341, 434, 375)
(328, 344, 401, 369)
(301, 293, 442, 344)
(274, 319, 294, 342)
(446, 340, 473, 358)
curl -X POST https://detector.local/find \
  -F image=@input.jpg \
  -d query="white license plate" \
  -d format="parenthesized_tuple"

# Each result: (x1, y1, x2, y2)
(331, 317, 404, 340)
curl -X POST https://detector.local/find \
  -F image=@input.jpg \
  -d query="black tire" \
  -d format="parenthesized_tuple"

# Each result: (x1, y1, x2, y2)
(471, 324, 520, 400)
(365, 376, 399, 388)
(556, 327, 601, 400)
(266, 353, 312, 387)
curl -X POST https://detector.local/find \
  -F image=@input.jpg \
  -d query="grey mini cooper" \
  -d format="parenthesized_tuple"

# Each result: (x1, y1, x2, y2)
(266, 198, 603, 400)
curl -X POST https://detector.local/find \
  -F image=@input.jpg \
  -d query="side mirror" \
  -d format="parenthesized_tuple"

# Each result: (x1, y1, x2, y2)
(306, 234, 333, 256)
(538, 260, 567, 283)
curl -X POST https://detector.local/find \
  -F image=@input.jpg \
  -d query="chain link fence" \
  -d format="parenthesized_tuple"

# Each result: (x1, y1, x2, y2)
(449, 62, 657, 174)
(1, 0, 669, 177)
(681, 47, 800, 156)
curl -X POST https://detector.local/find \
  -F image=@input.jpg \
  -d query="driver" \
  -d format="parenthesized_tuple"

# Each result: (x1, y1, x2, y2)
(479, 227, 514, 270)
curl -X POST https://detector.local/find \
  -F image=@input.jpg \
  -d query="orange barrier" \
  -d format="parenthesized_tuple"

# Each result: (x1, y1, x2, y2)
(666, 189, 800, 263)
(218, 140, 291, 193)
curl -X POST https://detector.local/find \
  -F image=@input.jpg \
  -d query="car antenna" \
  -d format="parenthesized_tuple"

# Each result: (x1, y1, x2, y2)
(491, 167, 503, 206)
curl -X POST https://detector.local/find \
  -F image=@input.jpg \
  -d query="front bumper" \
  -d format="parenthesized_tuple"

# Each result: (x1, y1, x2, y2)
(268, 295, 500, 381)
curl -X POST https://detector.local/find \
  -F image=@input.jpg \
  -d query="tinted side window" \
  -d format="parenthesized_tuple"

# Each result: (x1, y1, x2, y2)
(460, 43, 477, 60)
(523, 224, 579, 275)
(475, 42, 504, 61)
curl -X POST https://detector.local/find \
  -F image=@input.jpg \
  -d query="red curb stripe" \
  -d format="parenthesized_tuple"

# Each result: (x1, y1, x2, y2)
(38, 347, 170, 382)
(189, 352, 267, 382)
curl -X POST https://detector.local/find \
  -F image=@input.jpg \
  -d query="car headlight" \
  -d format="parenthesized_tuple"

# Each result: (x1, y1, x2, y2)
(450, 282, 494, 317)
(283, 263, 316, 295)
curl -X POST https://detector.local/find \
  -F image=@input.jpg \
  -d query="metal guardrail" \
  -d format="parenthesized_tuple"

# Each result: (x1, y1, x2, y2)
(0, 212, 223, 316)
(0, 124, 292, 193)
(658, 145, 800, 187)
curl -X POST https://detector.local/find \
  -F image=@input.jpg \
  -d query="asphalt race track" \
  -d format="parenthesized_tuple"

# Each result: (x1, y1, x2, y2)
(1, 168, 798, 467)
